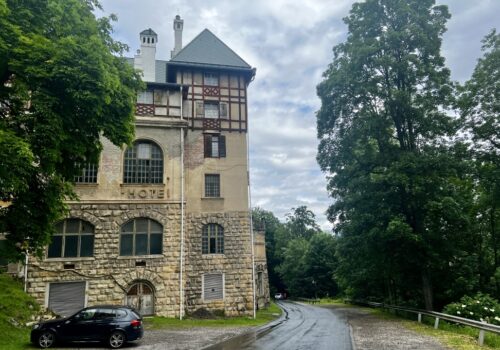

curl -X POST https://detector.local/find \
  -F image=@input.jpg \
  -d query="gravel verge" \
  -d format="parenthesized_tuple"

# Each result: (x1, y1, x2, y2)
(323, 305, 450, 350)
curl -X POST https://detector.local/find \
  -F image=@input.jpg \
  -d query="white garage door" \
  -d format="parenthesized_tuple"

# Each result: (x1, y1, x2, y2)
(48, 281, 86, 317)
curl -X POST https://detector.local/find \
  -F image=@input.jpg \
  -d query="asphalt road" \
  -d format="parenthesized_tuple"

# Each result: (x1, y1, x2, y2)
(205, 301, 353, 350)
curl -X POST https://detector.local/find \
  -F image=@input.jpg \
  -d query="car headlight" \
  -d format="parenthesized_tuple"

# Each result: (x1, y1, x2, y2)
(32, 324, 40, 330)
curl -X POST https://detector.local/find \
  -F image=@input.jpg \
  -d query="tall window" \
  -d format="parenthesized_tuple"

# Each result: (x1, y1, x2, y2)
(204, 134, 226, 158)
(48, 219, 94, 258)
(74, 163, 98, 183)
(120, 218, 163, 256)
(124, 141, 163, 184)
(202, 224, 224, 254)
(205, 174, 220, 197)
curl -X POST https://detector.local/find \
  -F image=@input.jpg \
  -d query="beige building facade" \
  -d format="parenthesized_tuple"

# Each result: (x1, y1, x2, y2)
(26, 17, 269, 318)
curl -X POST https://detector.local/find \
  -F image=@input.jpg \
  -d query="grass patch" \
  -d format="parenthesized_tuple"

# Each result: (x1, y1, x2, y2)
(0, 273, 39, 350)
(145, 302, 282, 330)
(369, 308, 500, 350)
(317, 297, 350, 305)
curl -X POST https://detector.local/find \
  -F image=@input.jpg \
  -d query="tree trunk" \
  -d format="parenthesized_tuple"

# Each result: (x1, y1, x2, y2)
(422, 271, 434, 311)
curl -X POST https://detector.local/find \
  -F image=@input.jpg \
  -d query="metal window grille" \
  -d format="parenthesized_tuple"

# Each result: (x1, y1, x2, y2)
(120, 218, 163, 256)
(124, 141, 163, 184)
(205, 174, 220, 197)
(202, 224, 224, 254)
(47, 219, 94, 258)
(74, 164, 98, 183)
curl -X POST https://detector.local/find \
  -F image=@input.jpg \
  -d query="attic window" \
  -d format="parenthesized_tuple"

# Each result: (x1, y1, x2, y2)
(143, 37, 145, 43)
(204, 73, 218, 86)
(152, 38, 155, 44)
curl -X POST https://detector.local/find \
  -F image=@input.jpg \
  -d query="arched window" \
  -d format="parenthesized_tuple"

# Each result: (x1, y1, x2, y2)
(124, 141, 163, 184)
(120, 218, 163, 256)
(48, 219, 94, 258)
(202, 224, 224, 254)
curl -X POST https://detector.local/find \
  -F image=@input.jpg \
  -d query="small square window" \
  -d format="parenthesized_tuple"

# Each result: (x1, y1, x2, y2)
(204, 102, 219, 119)
(204, 73, 218, 86)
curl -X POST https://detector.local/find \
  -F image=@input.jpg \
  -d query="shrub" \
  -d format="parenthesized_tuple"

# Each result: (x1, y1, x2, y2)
(444, 293, 500, 325)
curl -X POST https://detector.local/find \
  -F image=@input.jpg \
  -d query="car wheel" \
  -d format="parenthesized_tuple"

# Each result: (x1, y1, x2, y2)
(109, 330, 126, 349)
(38, 331, 55, 348)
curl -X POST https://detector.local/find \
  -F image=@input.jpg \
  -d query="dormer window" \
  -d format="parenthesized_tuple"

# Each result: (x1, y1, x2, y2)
(204, 73, 218, 86)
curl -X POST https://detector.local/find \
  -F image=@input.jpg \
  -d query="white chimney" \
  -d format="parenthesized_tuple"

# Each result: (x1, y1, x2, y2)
(171, 15, 183, 58)
(134, 28, 157, 82)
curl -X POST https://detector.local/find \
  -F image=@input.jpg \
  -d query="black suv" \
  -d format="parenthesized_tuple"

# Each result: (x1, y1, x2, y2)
(31, 305, 143, 348)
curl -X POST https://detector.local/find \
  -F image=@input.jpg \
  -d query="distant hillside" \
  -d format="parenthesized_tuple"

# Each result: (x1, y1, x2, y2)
(0, 273, 39, 349)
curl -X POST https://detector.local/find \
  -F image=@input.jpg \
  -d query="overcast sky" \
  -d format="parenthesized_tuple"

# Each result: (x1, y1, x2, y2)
(99, 0, 499, 230)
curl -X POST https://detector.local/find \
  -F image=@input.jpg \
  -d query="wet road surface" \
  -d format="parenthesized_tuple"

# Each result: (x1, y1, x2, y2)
(205, 301, 353, 350)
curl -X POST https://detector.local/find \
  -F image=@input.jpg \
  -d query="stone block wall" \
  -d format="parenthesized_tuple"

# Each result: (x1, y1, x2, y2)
(184, 211, 254, 316)
(27, 202, 183, 317)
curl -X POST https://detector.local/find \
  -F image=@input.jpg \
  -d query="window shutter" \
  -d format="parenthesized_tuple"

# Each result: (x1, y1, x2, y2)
(196, 101, 204, 117)
(204, 134, 212, 158)
(219, 102, 228, 118)
(219, 135, 226, 158)
(203, 273, 224, 300)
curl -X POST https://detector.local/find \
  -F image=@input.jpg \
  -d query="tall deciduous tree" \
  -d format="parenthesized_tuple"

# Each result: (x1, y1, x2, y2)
(317, 0, 466, 310)
(459, 29, 500, 298)
(0, 0, 142, 259)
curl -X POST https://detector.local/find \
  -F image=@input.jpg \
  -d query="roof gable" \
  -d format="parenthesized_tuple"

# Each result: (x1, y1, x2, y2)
(170, 29, 251, 69)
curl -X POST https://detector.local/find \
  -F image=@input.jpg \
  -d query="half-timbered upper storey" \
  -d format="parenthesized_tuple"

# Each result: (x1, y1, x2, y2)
(132, 21, 256, 133)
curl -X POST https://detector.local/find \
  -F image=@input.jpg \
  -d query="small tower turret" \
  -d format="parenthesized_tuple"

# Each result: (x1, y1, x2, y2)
(134, 28, 157, 82)
(171, 15, 184, 58)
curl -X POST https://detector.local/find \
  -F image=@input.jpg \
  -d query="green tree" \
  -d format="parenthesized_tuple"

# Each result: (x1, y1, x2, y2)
(252, 207, 286, 294)
(304, 232, 338, 298)
(0, 0, 142, 259)
(276, 238, 309, 297)
(285, 206, 321, 240)
(458, 29, 500, 298)
(460, 29, 499, 154)
(316, 0, 468, 310)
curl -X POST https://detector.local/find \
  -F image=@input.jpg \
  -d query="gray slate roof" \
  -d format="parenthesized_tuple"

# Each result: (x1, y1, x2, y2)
(170, 29, 251, 69)
(140, 28, 157, 36)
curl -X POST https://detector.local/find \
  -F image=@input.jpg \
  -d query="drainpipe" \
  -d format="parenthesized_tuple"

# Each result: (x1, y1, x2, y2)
(179, 86, 185, 320)
(246, 129, 256, 319)
(24, 250, 29, 292)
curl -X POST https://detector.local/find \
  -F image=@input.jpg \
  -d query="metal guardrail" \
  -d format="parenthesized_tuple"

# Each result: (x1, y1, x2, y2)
(348, 300, 500, 346)
(294, 297, 320, 304)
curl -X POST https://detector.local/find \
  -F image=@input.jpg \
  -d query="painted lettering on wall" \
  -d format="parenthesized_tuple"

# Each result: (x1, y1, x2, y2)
(121, 188, 165, 199)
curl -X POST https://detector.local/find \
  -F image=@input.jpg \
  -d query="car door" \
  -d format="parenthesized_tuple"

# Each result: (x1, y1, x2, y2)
(60, 308, 98, 341)
(93, 308, 118, 340)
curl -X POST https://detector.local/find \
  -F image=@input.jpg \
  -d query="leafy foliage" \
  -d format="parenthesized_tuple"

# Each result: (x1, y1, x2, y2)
(253, 206, 338, 298)
(0, 0, 143, 259)
(316, 0, 476, 310)
(444, 293, 500, 325)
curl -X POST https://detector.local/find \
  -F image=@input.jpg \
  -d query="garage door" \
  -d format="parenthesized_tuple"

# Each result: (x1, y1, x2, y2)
(48, 281, 86, 317)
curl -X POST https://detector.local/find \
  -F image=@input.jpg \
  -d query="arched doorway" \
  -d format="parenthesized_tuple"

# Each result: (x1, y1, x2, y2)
(126, 281, 154, 316)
